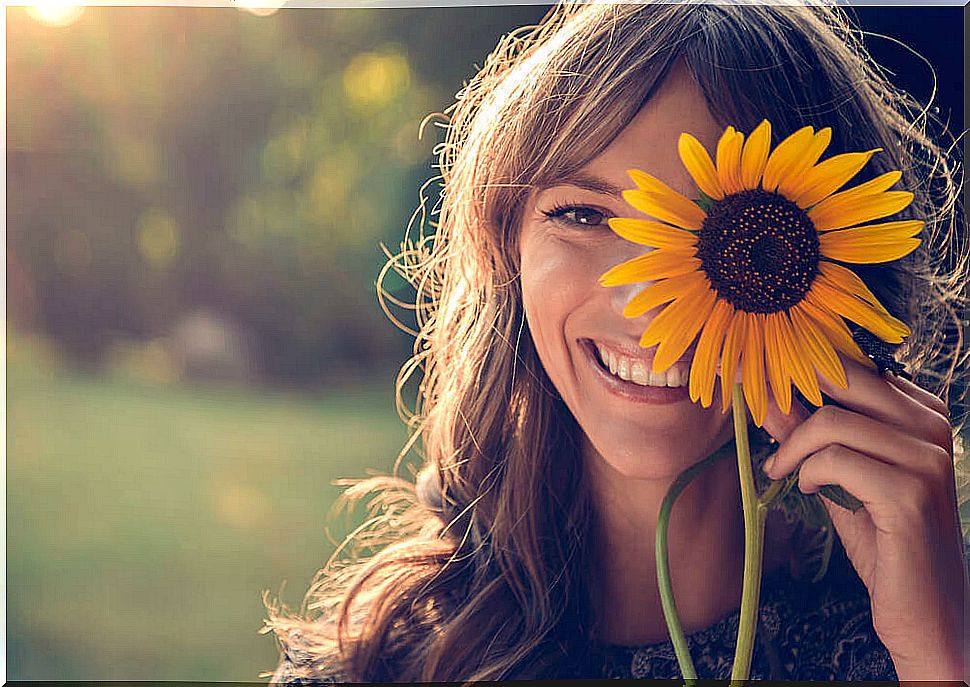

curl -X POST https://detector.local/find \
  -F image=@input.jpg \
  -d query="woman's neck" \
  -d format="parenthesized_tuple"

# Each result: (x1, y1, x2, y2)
(585, 437, 791, 647)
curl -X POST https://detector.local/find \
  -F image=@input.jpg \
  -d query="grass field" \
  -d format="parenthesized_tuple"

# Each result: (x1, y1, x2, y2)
(8, 334, 410, 680)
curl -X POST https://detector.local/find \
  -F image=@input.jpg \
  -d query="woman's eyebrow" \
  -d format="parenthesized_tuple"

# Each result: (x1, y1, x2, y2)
(536, 172, 625, 199)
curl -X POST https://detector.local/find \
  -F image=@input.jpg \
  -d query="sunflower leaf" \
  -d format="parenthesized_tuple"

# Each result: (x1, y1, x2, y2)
(807, 525, 836, 583)
(695, 190, 716, 212)
(757, 441, 838, 582)
(767, 466, 832, 531)
(818, 484, 865, 512)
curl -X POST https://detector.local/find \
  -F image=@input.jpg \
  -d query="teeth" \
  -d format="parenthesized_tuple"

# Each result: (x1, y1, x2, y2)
(666, 365, 682, 387)
(617, 356, 630, 380)
(593, 342, 689, 388)
(630, 361, 649, 385)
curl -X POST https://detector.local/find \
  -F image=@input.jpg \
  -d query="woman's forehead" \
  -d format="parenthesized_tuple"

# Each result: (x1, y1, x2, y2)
(545, 64, 725, 200)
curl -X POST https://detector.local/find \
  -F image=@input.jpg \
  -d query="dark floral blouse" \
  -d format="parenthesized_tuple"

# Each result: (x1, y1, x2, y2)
(269, 535, 903, 683)
(584, 536, 898, 681)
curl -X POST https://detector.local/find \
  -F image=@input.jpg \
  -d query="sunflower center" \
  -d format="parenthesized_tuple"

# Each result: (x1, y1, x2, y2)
(696, 189, 819, 314)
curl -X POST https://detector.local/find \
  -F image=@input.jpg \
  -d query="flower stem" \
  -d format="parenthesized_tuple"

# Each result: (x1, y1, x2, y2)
(730, 382, 767, 682)
(656, 437, 736, 681)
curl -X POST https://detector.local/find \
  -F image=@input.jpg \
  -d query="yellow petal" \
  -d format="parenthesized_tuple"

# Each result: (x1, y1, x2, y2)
(798, 298, 878, 371)
(741, 313, 768, 427)
(809, 190, 914, 232)
(776, 127, 833, 198)
(790, 304, 849, 391)
(608, 217, 699, 248)
(806, 278, 909, 343)
(774, 309, 823, 407)
(792, 153, 888, 209)
(814, 265, 910, 336)
(730, 131, 747, 192)
(806, 169, 902, 219)
(689, 298, 733, 407)
(763, 313, 792, 415)
(625, 169, 707, 226)
(761, 126, 814, 193)
(598, 248, 699, 286)
(636, 284, 710, 359)
(817, 260, 891, 312)
(623, 189, 706, 231)
(831, 169, 901, 197)
(627, 168, 676, 194)
(819, 218, 922, 244)
(649, 286, 717, 373)
(819, 220, 922, 263)
(679, 132, 724, 200)
(820, 238, 922, 263)
(815, 262, 914, 348)
(719, 310, 746, 414)
(716, 127, 744, 195)
(623, 271, 707, 318)
(739, 120, 771, 190)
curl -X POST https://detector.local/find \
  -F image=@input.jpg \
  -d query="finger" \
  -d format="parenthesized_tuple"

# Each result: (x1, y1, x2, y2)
(761, 382, 811, 444)
(796, 443, 934, 531)
(764, 405, 950, 480)
(881, 373, 954, 450)
(814, 354, 944, 439)
(883, 371, 951, 419)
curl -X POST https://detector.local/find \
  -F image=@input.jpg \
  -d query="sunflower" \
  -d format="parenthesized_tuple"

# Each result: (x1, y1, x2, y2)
(598, 120, 920, 427)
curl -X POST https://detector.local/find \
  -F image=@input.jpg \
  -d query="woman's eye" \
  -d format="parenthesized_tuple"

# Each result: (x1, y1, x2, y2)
(543, 204, 610, 229)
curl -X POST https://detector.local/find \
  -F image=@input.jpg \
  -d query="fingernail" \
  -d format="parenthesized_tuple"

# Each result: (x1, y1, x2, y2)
(763, 456, 777, 477)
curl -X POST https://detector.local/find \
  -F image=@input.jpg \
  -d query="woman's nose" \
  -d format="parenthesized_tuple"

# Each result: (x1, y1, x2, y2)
(610, 280, 646, 317)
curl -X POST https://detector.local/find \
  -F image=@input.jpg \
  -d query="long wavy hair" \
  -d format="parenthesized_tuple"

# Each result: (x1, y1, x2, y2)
(262, 3, 968, 683)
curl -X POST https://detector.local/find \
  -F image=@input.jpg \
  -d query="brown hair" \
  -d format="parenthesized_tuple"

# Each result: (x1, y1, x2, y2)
(262, 3, 968, 683)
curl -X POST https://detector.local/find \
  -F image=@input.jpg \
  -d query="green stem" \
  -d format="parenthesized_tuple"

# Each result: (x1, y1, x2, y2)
(758, 475, 786, 509)
(730, 382, 766, 682)
(656, 436, 736, 681)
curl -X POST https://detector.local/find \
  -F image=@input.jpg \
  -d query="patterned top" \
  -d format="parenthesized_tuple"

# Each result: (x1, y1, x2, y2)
(582, 537, 897, 681)
(269, 536, 900, 683)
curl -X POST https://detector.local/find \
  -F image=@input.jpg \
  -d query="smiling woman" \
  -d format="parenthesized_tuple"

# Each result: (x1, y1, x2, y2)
(519, 65, 743, 487)
(263, 2, 968, 683)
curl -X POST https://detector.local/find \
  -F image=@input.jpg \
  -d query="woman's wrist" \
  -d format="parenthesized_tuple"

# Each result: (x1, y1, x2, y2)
(885, 591, 966, 681)
(891, 644, 967, 682)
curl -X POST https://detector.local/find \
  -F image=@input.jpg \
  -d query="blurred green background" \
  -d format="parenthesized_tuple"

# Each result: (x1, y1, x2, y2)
(6, 3, 967, 682)
(7, 4, 550, 680)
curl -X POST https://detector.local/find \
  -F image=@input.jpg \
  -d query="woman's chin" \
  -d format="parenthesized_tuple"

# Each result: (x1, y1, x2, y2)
(581, 425, 728, 479)
(566, 384, 737, 478)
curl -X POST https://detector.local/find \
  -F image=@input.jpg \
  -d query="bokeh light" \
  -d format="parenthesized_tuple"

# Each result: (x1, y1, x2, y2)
(26, 2, 84, 27)
(343, 49, 411, 108)
(234, 0, 285, 17)
(136, 208, 180, 269)
(212, 480, 269, 530)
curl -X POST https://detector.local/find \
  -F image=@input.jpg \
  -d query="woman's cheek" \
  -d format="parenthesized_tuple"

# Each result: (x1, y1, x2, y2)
(524, 244, 609, 408)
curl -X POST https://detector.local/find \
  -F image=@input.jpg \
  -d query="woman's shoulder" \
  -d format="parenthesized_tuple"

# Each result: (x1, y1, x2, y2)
(269, 629, 351, 685)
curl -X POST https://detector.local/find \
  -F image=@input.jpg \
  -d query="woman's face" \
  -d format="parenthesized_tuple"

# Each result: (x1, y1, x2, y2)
(519, 66, 735, 478)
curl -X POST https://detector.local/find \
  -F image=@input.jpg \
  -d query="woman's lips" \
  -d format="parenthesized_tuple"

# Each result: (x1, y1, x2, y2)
(579, 338, 691, 405)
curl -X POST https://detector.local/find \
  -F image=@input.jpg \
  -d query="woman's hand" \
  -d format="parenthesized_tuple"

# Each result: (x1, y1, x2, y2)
(759, 357, 968, 681)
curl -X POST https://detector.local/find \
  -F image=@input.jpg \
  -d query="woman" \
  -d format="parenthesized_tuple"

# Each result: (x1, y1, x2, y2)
(263, 2, 968, 682)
